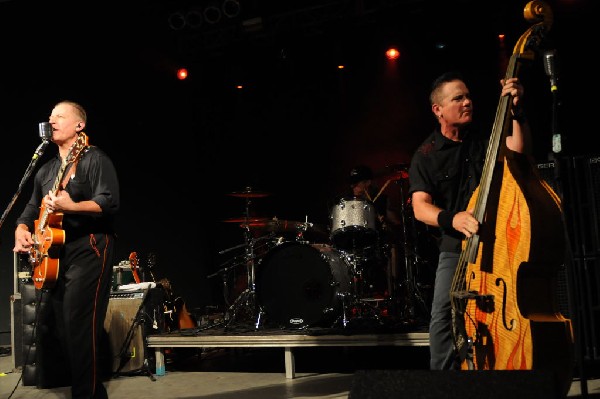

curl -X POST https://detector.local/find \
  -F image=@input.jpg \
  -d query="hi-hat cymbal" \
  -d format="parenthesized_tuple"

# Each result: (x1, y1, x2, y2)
(222, 217, 270, 223)
(227, 188, 270, 198)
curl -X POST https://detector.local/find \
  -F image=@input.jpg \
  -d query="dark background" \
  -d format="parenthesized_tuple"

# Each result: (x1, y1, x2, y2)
(0, 0, 593, 343)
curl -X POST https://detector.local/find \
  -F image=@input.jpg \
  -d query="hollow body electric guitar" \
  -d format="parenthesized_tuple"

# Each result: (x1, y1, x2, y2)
(30, 133, 89, 290)
(128, 251, 142, 284)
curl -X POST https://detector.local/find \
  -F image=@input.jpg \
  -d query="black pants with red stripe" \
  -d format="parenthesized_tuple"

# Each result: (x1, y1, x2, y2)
(48, 233, 116, 399)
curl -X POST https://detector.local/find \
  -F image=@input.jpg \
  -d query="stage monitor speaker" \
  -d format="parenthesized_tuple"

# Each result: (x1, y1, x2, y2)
(349, 370, 559, 399)
(103, 291, 148, 374)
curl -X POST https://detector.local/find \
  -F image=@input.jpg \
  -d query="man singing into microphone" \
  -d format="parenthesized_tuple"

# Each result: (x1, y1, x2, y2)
(13, 100, 120, 399)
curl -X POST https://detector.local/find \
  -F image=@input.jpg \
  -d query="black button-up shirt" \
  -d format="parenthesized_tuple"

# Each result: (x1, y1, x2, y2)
(16, 145, 120, 241)
(408, 128, 487, 252)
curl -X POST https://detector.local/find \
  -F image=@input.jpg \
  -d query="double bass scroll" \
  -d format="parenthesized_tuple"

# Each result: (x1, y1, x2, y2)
(449, 1, 574, 397)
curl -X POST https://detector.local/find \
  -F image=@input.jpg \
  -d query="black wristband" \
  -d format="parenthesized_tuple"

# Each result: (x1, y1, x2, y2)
(511, 107, 527, 123)
(437, 210, 457, 231)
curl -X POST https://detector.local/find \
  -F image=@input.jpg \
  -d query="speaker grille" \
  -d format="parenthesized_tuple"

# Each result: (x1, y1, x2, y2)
(103, 292, 147, 373)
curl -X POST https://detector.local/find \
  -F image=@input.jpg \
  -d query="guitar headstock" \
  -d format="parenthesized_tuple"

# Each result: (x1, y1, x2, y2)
(129, 251, 138, 269)
(64, 132, 89, 164)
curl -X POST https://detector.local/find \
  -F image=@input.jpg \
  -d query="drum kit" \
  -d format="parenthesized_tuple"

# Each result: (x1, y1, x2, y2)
(213, 180, 432, 331)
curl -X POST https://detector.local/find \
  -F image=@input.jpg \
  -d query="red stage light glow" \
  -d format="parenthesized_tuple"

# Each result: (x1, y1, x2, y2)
(176, 68, 188, 80)
(385, 48, 400, 60)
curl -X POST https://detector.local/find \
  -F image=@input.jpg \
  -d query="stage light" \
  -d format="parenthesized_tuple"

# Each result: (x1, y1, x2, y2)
(386, 48, 400, 60)
(222, 0, 241, 18)
(168, 12, 186, 30)
(177, 68, 189, 80)
(186, 10, 203, 29)
(204, 5, 222, 24)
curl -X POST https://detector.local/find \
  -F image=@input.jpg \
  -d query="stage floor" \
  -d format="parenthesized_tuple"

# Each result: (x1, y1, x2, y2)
(2, 343, 599, 399)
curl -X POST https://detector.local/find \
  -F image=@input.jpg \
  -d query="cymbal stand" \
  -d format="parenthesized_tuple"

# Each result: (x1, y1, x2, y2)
(396, 177, 429, 323)
(210, 234, 273, 307)
(224, 197, 263, 330)
(295, 215, 313, 242)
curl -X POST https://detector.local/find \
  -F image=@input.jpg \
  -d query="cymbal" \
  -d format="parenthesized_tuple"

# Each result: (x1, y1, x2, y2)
(246, 219, 329, 236)
(373, 164, 409, 181)
(222, 217, 270, 223)
(227, 188, 270, 198)
(265, 220, 304, 233)
(387, 169, 409, 180)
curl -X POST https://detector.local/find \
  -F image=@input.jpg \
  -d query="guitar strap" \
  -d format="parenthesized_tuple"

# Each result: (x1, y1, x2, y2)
(60, 159, 80, 190)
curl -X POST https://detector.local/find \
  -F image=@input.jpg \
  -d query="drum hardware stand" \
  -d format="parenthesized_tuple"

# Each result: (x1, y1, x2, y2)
(211, 233, 274, 307)
(396, 178, 429, 323)
(223, 195, 267, 330)
(335, 291, 354, 328)
(294, 215, 314, 242)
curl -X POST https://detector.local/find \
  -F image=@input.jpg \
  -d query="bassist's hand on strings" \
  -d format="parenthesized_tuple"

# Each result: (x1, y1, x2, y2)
(452, 209, 479, 238)
(437, 208, 479, 238)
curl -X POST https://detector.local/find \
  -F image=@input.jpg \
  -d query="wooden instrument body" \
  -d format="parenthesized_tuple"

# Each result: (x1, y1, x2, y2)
(461, 156, 573, 395)
(449, 2, 574, 396)
(31, 208, 65, 288)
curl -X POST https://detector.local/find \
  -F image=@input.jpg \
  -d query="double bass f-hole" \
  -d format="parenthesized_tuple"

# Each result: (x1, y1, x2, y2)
(495, 277, 515, 331)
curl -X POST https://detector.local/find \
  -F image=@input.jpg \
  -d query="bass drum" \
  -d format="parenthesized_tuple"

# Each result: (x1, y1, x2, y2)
(257, 242, 352, 329)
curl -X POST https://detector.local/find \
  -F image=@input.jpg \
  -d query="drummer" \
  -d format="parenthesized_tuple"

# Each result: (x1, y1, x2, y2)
(347, 164, 402, 233)
(331, 164, 403, 298)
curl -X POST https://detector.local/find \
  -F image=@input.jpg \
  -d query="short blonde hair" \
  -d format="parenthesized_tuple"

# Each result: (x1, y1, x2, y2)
(56, 100, 87, 123)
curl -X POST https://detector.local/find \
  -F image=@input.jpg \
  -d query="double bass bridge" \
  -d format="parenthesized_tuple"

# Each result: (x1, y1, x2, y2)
(451, 290, 495, 313)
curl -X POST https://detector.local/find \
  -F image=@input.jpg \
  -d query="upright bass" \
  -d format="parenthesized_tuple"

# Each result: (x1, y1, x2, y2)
(450, 1, 574, 396)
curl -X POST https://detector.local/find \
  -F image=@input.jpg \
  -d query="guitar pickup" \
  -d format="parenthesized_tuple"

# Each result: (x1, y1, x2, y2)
(18, 271, 31, 279)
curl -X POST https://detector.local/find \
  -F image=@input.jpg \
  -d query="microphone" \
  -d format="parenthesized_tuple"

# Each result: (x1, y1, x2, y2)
(543, 50, 562, 153)
(33, 122, 52, 160)
(38, 122, 52, 141)
(543, 49, 558, 92)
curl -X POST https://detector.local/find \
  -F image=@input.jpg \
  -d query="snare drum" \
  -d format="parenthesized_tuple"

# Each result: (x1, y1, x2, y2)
(330, 197, 378, 250)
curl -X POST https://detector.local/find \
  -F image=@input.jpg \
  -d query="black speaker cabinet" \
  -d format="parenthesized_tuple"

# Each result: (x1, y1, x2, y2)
(10, 293, 22, 370)
(349, 370, 559, 399)
(103, 291, 148, 374)
(538, 157, 600, 362)
(20, 281, 70, 388)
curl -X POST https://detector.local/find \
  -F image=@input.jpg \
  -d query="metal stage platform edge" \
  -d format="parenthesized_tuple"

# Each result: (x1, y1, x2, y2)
(147, 331, 429, 379)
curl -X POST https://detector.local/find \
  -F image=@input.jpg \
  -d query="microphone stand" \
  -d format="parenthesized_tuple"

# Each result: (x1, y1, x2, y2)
(544, 68, 589, 397)
(0, 140, 50, 234)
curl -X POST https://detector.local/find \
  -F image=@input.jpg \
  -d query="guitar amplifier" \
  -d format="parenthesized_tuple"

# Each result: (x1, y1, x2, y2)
(103, 290, 149, 374)
(102, 287, 167, 375)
